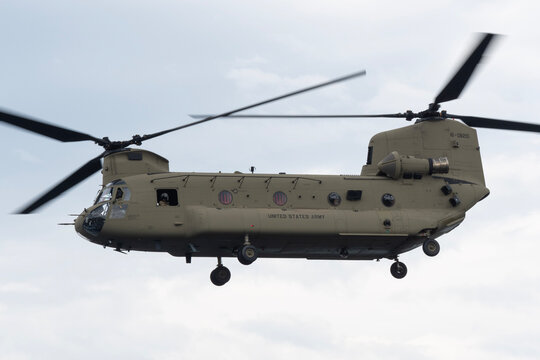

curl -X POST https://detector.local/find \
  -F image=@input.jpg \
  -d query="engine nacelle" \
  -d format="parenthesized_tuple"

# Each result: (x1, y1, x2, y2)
(377, 151, 449, 179)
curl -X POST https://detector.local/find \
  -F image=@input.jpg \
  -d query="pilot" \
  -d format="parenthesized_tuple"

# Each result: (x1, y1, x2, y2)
(159, 192, 170, 206)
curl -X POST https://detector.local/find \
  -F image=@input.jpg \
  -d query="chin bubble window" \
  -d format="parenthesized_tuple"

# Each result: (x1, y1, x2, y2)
(157, 189, 178, 206)
(110, 204, 128, 219)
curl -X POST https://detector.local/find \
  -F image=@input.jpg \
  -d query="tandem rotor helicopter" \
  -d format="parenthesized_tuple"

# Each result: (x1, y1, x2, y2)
(2, 33, 539, 286)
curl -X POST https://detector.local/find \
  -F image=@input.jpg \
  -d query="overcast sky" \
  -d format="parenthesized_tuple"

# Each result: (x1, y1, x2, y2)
(1, 1, 540, 359)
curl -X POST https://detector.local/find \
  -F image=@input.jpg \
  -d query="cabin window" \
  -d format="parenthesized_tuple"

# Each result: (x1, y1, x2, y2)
(218, 190, 233, 205)
(157, 189, 178, 206)
(273, 191, 287, 206)
(328, 192, 342, 206)
(346, 190, 362, 201)
(382, 193, 395, 207)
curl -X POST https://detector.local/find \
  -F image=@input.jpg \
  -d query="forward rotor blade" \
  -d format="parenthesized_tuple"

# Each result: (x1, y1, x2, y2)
(189, 113, 407, 119)
(434, 33, 498, 105)
(446, 114, 540, 133)
(18, 154, 104, 214)
(0, 108, 103, 144)
(137, 70, 367, 143)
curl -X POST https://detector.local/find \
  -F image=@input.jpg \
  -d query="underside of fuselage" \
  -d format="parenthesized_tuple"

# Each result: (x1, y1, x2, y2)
(85, 231, 431, 261)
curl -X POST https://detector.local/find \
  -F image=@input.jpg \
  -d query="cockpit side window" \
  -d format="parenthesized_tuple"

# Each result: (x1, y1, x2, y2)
(122, 187, 131, 201)
(114, 186, 131, 201)
(115, 187, 124, 200)
(157, 189, 178, 206)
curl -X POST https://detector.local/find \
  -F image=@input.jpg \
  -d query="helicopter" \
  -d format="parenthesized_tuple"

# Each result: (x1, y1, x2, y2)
(2, 33, 539, 286)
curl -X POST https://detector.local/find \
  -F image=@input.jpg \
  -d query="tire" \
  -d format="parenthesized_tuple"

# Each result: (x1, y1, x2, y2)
(390, 261, 407, 279)
(422, 239, 440, 257)
(210, 266, 231, 286)
(237, 245, 258, 265)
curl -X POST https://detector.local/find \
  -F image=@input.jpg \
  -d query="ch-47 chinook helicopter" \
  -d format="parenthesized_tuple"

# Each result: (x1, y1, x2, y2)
(2, 33, 540, 286)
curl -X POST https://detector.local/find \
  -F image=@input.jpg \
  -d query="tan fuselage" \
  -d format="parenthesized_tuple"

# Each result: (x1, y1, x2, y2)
(74, 118, 490, 261)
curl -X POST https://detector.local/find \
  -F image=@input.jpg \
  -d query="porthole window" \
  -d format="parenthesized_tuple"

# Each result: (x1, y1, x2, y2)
(219, 190, 233, 205)
(328, 192, 342, 206)
(273, 191, 287, 206)
(382, 193, 395, 207)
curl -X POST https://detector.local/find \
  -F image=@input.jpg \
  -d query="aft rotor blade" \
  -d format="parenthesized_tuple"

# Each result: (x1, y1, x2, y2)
(0, 108, 104, 144)
(18, 154, 104, 214)
(447, 114, 540, 133)
(137, 70, 367, 143)
(189, 113, 407, 119)
(434, 33, 498, 105)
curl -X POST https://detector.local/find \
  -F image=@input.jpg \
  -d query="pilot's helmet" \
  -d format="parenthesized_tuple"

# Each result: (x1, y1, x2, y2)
(160, 193, 169, 201)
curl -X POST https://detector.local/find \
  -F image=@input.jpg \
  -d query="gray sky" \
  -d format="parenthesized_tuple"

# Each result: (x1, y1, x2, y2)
(1, 1, 540, 359)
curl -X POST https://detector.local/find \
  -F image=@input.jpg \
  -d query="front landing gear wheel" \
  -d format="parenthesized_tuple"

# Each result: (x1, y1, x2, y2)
(237, 245, 258, 265)
(423, 239, 440, 257)
(210, 265, 231, 286)
(390, 261, 407, 279)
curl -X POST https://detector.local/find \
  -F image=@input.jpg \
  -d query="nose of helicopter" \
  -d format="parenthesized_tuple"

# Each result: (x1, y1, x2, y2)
(74, 207, 103, 243)
(74, 212, 85, 236)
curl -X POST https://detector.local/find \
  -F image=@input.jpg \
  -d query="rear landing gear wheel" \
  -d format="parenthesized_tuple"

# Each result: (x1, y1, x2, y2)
(210, 265, 231, 286)
(390, 261, 407, 279)
(237, 245, 258, 265)
(422, 239, 440, 257)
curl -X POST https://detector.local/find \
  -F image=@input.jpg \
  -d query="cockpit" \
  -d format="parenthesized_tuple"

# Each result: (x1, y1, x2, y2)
(94, 180, 131, 205)
(82, 180, 131, 236)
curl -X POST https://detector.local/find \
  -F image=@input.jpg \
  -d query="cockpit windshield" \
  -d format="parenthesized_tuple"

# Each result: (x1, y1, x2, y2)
(96, 186, 114, 204)
(83, 203, 109, 236)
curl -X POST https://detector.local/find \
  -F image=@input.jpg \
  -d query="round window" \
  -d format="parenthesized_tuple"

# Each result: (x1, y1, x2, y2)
(273, 191, 287, 206)
(218, 190, 233, 205)
(328, 192, 341, 206)
(382, 193, 395, 207)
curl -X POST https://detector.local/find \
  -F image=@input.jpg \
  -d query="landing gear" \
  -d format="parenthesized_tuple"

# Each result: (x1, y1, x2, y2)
(237, 244, 258, 265)
(210, 257, 231, 286)
(390, 260, 407, 279)
(237, 235, 258, 265)
(422, 238, 440, 257)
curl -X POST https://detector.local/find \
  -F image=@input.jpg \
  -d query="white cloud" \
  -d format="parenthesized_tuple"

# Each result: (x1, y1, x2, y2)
(1, 1, 540, 359)
(234, 55, 269, 67)
(226, 67, 355, 105)
(0, 282, 41, 294)
(12, 149, 42, 164)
